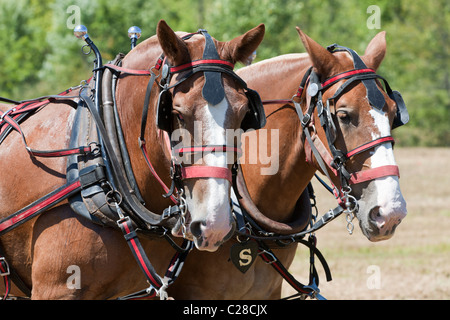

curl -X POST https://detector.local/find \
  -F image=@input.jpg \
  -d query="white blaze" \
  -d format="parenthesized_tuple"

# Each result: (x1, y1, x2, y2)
(187, 98, 232, 251)
(368, 109, 407, 231)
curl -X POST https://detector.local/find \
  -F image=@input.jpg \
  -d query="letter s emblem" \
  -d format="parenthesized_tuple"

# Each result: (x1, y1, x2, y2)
(239, 248, 252, 266)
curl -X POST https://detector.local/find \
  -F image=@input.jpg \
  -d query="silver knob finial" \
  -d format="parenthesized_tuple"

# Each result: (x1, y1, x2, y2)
(128, 26, 142, 40)
(74, 25, 88, 40)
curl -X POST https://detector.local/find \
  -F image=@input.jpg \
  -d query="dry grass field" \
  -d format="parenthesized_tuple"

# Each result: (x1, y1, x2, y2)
(282, 148, 450, 300)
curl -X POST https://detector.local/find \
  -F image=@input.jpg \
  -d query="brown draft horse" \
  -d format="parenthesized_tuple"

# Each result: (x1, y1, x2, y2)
(164, 28, 407, 299)
(0, 20, 265, 299)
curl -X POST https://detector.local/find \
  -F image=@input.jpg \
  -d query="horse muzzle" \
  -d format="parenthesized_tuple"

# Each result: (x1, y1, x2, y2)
(353, 175, 407, 241)
(190, 215, 236, 252)
(365, 203, 407, 241)
(171, 208, 236, 252)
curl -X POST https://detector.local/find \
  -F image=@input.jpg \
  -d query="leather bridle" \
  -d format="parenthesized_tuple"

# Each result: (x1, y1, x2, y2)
(293, 45, 405, 217)
(135, 30, 253, 209)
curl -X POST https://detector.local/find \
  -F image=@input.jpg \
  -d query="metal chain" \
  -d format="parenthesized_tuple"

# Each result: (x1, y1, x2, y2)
(346, 210, 355, 235)
(177, 188, 188, 238)
(342, 186, 358, 235)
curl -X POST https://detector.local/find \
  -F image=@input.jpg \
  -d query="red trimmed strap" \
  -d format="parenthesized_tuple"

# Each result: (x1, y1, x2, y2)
(139, 140, 178, 204)
(174, 145, 242, 155)
(181, 166, 232, 183)
(1, 86, 76, 120)
(259, 249, 311, 294)
(0, 257, 11, 299)
(28, 146, 94, 158)
(140, 142, 239, 201)
(118, 217, 164, 291)
(170, 59, 235, 73)
(305, 134, 399, 186)
(0, 180, 82, 235)
(0, 110, 95, 158)
(322, 68, 375, 88)
(346, 136, 395, 159)
(349, 165, 399, 185)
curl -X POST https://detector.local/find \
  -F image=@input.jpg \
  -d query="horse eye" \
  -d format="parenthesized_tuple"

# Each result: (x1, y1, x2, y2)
(172, 109, 184, 123)
(337, 111, 351, 124)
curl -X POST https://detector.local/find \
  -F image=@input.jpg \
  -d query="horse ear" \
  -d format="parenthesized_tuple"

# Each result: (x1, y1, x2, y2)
(296, 27, 337, 77)
(224, 24, 265, 64)
(362, 31, 386, 71)
(156, 20, 189, 66)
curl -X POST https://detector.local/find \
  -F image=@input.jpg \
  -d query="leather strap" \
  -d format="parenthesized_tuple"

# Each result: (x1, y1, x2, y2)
(181, 166, 232, 183)
(0, 180, 82, 236)
(174, 145, 242, 155)
(117, 216, 164, 291)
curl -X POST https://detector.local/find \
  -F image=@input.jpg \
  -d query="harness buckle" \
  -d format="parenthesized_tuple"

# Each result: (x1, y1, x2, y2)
(0, 107, 16, 122)
(169, 160, 183, 180)
(258, 249, 277, 264)
(162, 205, 181, 221)
(300, 112, 311, 127)
(303, 278, 326, 300)
(0, 257, 10, 277)
(116, 214, 131, 228)
(88, 142, 101, 156)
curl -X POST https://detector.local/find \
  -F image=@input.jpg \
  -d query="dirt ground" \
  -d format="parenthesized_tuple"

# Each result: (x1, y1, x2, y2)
(282, 148, 450, 300)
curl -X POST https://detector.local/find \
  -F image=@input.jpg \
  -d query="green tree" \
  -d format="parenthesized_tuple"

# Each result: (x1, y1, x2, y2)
(0, 0, 448, 146)
(0, 0, 52, 98)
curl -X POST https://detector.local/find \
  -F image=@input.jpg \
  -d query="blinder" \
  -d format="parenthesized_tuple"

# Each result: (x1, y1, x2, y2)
(156, 89, 173, 133)
(389, 90, 409, 129)
(324, 100, 337, 143)
(242, 88, 266, 131)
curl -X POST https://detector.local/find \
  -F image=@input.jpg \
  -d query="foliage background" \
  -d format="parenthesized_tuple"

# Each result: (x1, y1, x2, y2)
(0, 0, 448, 146)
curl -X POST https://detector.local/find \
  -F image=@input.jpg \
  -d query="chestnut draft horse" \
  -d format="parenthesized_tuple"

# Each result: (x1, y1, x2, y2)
(164, 28, 408, 299)
(0, 20, 265, 299)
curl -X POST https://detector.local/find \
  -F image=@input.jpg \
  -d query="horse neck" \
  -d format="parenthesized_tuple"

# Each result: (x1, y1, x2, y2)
(239, 54, 316, 222)
(115, 37, 173, 212)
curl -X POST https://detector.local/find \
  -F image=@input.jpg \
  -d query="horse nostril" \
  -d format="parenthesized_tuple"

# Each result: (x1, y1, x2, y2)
(369, 206, 386, 228)
(369, 206, 380, 219)
(190, 220, 206, 239)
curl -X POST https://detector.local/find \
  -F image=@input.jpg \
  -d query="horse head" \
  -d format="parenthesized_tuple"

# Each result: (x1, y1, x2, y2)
(296, 28, 407, 241)
(118, 20, 265, 251)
